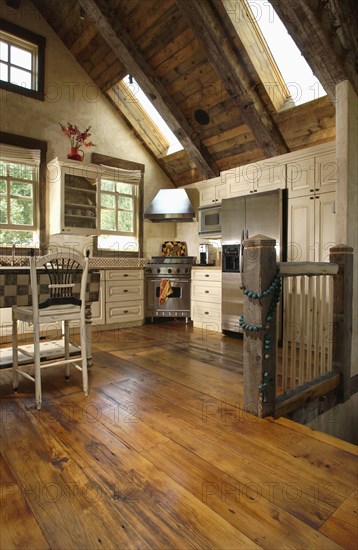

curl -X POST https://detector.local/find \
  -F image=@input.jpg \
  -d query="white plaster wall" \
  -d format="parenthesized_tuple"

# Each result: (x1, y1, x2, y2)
(0, 0, 175, 258)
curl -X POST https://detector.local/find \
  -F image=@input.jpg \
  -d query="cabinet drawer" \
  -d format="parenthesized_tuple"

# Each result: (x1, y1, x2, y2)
(105, 269, 143, 281)
(192, 269, 222, 282)
(191, 301, 221, 326)
(106, 300, 144, 323)
(191, 281, 221, 302)
(106, 280, 144, 301)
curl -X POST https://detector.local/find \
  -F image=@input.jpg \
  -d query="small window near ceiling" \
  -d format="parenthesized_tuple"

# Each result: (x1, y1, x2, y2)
(0, 19, 45, 100)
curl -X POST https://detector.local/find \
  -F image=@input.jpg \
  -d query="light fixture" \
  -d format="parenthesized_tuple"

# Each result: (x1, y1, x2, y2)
(129, 74, 134, 84)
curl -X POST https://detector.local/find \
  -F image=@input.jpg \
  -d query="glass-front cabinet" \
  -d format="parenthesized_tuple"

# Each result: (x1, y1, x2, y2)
(48, 158, 101, 235)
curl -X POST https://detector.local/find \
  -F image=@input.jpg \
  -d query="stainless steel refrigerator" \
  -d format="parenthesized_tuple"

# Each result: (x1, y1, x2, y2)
(221, 189, 287, 333)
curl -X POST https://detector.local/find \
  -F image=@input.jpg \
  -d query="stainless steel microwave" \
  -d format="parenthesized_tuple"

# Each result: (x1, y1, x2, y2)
(198, 205, 221, 236)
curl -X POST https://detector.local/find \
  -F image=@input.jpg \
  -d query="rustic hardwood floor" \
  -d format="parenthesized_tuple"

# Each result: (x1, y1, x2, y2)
(1, 321, 357, 549)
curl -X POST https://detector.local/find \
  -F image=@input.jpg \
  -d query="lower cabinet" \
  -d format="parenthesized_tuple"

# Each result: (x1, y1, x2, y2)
(191, 269, 222, 332)
(103, 269, 144, 325)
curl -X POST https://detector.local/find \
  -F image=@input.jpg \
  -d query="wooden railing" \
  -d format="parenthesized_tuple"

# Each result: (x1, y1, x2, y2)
(278, 262, 338, 396)
(241, 235, 353, 418)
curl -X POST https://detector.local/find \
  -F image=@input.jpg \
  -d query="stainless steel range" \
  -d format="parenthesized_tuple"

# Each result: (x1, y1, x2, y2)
(145, 256, 195, 322)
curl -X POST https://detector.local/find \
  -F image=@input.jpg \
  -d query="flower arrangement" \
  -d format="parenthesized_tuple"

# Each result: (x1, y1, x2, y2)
(59, 122, 96, 149)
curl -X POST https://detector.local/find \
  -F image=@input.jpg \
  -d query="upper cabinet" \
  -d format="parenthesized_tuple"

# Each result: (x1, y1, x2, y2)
(48, 158, 100, 235)
(194, 143, 337, 207)
(286, 145, 337, 198)
(223, 161, 286, 198)
(197, 177, 228, 206)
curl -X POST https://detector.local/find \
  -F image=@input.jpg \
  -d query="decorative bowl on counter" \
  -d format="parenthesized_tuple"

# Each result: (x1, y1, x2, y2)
(161, 241, 187, 256)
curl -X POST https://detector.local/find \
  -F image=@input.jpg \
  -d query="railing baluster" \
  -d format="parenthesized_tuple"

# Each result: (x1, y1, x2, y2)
(290, 277, 297, 390)
(281, 276, 289, 393)
(313, 276, 320, 378)
(298, 275, 305, 388)
(318, 276, 326, 375)
(327, 275, 333, 371)
(305, 276, 313, 383)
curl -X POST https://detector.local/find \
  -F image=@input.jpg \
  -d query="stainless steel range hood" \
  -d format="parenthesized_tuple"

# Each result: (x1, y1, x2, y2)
(144, 188, 198, 222)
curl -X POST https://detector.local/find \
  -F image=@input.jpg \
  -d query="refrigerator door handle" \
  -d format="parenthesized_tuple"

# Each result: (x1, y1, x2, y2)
(246, 229, 249, 239)
(240, 229, 245, 287)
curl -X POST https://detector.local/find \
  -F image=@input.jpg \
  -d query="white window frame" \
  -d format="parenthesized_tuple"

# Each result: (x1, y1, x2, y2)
(0, 19, 45, 101)
(0, 31, 38, 91)
(97, 165, 141, 252)
(0, 144, 40, 247)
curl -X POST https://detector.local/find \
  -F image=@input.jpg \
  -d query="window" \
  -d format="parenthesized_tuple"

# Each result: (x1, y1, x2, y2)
(96, 163, 142, 254)
(243, 1, 326, 106)
(0, 19, 45, 100)
(0, 145, 40, 247)
(122, 75, 183, 155)
(109, 76, 183, 158)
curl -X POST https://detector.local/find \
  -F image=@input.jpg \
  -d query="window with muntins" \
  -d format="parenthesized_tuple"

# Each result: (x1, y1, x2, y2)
(97, 165, 141, 253)
(0, 145, 40, 247)
(0, 19, 45, 100)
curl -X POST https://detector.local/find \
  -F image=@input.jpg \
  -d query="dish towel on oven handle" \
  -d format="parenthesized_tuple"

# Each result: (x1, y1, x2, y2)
(159, 279, 173, 305)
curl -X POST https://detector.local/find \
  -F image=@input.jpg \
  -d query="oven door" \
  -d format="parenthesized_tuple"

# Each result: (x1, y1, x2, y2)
(146, 278, 191, 316)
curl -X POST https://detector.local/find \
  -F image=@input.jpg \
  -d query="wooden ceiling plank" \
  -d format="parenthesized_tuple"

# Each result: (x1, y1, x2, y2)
(69, 25, 98, 57)
(77, 0, 219, 180)
(175, 0, 289, 158)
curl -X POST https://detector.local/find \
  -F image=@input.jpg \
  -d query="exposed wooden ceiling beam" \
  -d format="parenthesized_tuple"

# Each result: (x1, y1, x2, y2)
(77, 0, 219, 180)
(5, 0, 21, 8)
(175, 0, 289, 158)
(271, 0, 358, 101)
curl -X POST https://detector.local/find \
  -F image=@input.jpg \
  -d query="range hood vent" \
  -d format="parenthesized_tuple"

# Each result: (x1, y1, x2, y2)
(144, 188, 197, 222)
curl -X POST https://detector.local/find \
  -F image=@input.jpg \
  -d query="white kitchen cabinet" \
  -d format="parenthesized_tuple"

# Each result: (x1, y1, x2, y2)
(105, 269, 144, 324)
(288, 192, 336, 262)
(191, 269, 222, 331)
(315, 150, 337, 194)
(199, 177, 228, 206)
(224, 159, 286, 197)
(287, 147, 337, 198)
(48, 158, 101, 235)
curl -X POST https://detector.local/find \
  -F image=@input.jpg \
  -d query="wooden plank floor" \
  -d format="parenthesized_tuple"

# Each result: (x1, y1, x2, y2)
(1, 321, 357, 549)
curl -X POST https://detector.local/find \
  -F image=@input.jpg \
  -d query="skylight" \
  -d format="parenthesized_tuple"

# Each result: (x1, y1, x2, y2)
(122, 75, 183, 155)
(249, 1, 326, 105)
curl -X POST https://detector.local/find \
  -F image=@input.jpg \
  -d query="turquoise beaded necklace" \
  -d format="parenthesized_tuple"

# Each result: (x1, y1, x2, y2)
(239, 271, 281, 359)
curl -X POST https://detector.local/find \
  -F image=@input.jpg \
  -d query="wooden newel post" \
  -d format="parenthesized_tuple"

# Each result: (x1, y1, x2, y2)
(330, 244, 353, 402)
(242, 235, 278, 417)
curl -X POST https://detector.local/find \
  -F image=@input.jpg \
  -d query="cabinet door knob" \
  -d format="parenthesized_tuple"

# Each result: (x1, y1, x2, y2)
(123, 289, 128, 292)
(123, 310, 129, 313)
(123, 273, 128, 277)
(205, 311, 209, 315)
(205, 274, 210, 277)
(205, 290, 209, 293)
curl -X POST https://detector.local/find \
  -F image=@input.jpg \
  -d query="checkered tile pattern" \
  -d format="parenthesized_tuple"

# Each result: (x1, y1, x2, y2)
(0, 269, 100, 308)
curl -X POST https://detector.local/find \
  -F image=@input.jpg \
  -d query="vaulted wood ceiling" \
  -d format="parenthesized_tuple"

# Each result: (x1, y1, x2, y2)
(29, 0, 357, 186)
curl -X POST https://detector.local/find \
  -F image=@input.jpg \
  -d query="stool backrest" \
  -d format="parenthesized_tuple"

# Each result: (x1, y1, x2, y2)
(29, 250, 89, 311)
